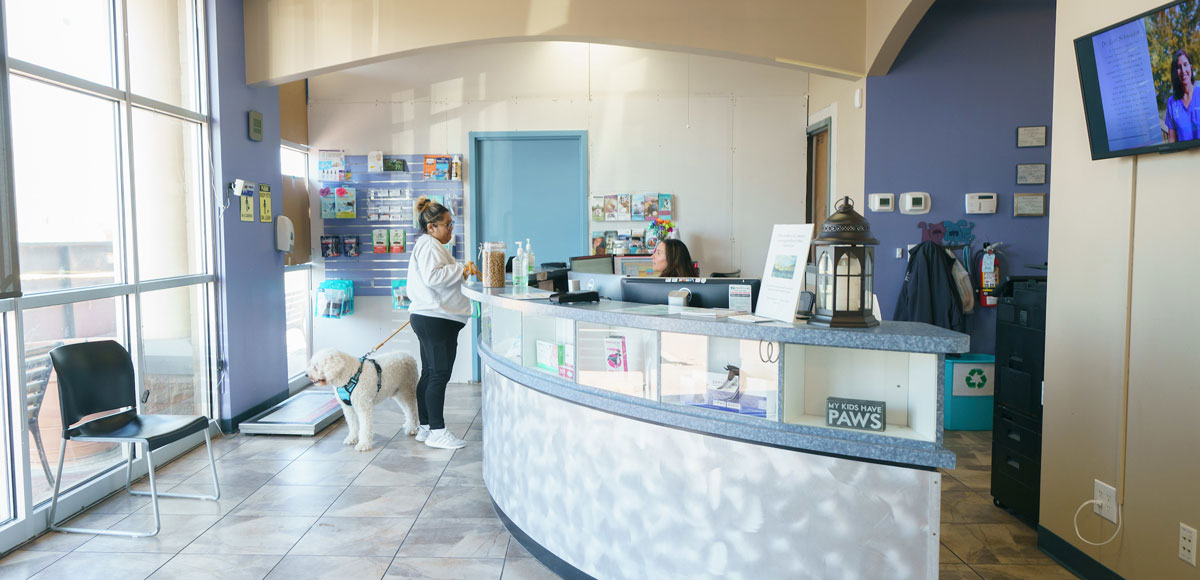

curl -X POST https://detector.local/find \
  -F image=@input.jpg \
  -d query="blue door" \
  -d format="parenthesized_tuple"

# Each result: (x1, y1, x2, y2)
(469, 131, 588, 379)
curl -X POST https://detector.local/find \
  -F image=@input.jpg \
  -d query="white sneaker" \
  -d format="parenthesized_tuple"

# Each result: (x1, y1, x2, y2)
(415, 425, 431, 442)
(424, 428, 466, 450)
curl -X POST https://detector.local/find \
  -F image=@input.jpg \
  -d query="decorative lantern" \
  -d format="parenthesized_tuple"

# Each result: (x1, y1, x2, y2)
(810, 196, 879, 328)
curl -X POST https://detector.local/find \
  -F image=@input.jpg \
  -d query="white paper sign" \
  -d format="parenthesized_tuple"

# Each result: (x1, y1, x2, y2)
(755, 224, 815, 323)
(728, 284, 752, 312)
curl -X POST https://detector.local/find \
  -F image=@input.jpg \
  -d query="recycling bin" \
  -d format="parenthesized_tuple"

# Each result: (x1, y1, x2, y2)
(944, 354, 995, 430)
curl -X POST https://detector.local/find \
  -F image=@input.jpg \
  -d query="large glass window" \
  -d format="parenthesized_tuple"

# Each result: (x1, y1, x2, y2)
(127, 0, 200, 111)
(9, 77, 122, 293)
(140, 285, 209, 416)
(22, 297, 128, 505)
(4, 0, 116, 87)
(285, 268, 311, 379)
(0, 0, 213, 549)
(133, 109, 205, 280)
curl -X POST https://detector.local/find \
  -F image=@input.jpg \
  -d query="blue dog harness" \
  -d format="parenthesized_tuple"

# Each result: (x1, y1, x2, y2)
(336, 356, 383, 406)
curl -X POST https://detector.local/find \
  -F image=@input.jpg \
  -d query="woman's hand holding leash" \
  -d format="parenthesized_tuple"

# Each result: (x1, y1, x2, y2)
(463, 261, 481, 280)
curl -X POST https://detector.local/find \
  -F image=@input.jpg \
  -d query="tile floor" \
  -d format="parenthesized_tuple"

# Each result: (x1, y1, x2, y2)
(939, 430, 1075, 579)
(0, 388, 1075, 579)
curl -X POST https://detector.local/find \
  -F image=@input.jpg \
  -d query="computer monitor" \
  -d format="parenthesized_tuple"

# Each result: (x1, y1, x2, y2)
(567, 271, 626, 300)
(614, 255, 655, 277)
(621, 278, 761, 310)
(569, 255, 615, 275)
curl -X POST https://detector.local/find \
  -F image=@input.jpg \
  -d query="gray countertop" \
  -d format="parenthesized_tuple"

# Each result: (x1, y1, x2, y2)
(464, 283, 970, 354)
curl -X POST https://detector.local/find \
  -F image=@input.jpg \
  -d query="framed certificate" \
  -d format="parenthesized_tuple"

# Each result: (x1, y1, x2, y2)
(1016, 163, 1047, 185)
(1017, 126, 1047, 148)
(1013, 193, 1046, 217)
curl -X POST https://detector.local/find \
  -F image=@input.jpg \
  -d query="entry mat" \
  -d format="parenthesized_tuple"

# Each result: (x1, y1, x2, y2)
(240, 389, 343, 436)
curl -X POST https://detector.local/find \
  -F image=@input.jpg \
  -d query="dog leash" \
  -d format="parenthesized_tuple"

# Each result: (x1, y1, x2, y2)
(364, 321, 412, 357)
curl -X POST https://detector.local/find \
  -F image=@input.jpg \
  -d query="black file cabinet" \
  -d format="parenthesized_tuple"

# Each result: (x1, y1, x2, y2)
(991, 276, 1047, 525)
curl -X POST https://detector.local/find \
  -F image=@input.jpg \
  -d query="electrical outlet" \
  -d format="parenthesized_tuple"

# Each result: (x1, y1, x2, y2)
(1093, 479, 1118, 523)
(1181, 522, 1197, 566)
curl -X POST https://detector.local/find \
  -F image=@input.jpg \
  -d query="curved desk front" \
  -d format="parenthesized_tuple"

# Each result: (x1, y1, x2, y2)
(464, 284, 969, 580)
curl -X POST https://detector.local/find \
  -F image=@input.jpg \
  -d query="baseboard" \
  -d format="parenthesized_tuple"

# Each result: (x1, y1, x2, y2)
(219, 390, 289, 433)
(491, 498, 597, 580)
(1037, 526, 1124, 580)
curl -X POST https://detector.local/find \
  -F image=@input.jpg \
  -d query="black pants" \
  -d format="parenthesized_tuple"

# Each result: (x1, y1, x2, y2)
(410, 313, 464, 430)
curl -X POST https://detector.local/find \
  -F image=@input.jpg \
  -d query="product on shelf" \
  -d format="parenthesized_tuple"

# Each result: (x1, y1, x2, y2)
(320, 235, 340, 258)
(383, 158, 407, 172)
(373, 229, 389, 253)
(604, 336, 628, 372)
(342, 235, 360, 257)
(391, 279, 410, 309)
(390, 229, 405, 253)
(481, 241, 506, 287)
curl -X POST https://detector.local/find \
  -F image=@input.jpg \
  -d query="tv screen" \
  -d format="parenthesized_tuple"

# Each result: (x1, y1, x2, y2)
(1075, 0, 1200, 159)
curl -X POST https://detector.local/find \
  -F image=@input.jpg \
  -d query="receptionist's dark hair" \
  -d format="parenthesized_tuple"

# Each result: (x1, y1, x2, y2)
(415, 196, 450, 234)
(658, 239, 698, 277)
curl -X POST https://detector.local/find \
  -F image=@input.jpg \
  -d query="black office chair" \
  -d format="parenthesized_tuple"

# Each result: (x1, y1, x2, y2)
(47, 340, 220, 537)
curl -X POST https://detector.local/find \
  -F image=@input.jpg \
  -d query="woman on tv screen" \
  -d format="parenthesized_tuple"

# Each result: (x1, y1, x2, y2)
(1165, 48, 1197, 142)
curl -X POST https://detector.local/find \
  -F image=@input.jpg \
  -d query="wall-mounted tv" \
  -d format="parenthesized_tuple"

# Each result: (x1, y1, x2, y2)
(1075, 0, 1200, 159)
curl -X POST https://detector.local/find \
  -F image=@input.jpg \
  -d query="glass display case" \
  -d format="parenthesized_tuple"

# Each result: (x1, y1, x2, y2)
(468, 284, 966, 458)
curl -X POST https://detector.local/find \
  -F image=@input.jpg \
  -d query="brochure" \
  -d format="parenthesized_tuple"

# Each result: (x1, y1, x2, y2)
(604, 336, 628, 372)
(367, 150, 384, 173)
(317, 149, 345, 181)
(604, 195, 618, 221)
(590, 195, 605, 221)
(658, 194, 673, 220)
(616, 194, 632, 221)
(642, 194, 659, 221)
(590, 233, 606, 256)
(335, 187, 357, 219)
(536, 340, 558, 371)
(631, 195, 645, 221)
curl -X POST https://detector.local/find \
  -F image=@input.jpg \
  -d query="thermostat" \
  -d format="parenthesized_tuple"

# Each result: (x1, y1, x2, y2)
(900, 192, 931, 215)
(965, 193, 997, 214)
(868, 193, 895, 212)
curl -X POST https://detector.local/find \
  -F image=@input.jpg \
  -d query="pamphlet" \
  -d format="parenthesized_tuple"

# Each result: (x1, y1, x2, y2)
(558, 345, 575, 380)
(642, 194, 659, 221)
(658, 194, 673, 220)
(319, 187, 336, 219)
(604, 336, 628, 372)
(590, 196, 605, 222)
(755, 224, 815, 323)
(604, 195, 618, 221)
(631, 196, 645, 221)
(367, 151, 384, 173)
(616, 194, 632, 221)
(317, 149, 345, 181)
(335, 187, 357, 219)
(590, 233, 606, 256)
(536, 340, 558, 371)
(729, 314, 774, 323)
(728, 284, 752, 312)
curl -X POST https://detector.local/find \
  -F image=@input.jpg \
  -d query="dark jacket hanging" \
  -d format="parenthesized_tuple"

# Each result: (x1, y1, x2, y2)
(893, 241, 963, 331)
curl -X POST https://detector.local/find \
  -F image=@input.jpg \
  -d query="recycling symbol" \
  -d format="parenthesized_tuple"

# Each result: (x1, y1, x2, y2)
(964, 368, 987, 389)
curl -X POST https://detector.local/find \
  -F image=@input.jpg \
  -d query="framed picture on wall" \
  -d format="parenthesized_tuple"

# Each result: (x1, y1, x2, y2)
(1013, 193, 1046, 217)
(1016, 126, 1047, 148)
(1016, 163, 1047, 185)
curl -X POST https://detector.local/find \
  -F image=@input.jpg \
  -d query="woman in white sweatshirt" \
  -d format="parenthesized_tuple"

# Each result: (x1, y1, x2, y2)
(406, 196, 478, 449)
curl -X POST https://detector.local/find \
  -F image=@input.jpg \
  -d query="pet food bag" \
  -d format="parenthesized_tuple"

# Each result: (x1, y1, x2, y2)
(316, 279, 355, 318)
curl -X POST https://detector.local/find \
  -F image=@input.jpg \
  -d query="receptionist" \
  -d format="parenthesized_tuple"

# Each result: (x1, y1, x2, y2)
(651, 239, 699, 277)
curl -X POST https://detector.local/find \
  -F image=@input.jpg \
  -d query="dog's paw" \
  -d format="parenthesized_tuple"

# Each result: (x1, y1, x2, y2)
(343, 435, 359, 446)
(354, 441, 374, 452)
(403, 424, 418, 436)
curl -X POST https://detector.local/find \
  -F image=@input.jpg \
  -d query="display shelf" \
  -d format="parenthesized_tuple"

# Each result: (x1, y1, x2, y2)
(781, 344, 938, 443)
(491, 306, 522, 364)
(521, 313, 575, 380)
(319, 154, 465, 296)
(660, 332, 779, 421)
(575, 321, 657, 400)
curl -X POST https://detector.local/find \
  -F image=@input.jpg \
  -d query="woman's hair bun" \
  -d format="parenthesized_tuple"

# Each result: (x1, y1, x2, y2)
(415, 196, 431, 214)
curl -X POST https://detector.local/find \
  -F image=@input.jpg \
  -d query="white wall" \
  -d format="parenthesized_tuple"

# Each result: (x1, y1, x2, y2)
(1043, 1, 1200, 577)
(307, 41, 810, 381)
(307, 41, 809, 279)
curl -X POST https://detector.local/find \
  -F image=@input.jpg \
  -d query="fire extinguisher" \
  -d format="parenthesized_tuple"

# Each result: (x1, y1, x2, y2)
(973, 242, 1003, 307)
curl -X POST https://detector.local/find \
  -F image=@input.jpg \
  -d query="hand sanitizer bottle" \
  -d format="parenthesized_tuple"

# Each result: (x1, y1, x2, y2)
(513, 242, 526, 287)
(525, 238, 535, 274)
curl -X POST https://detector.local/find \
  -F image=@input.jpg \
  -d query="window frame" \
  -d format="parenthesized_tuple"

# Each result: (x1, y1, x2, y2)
(0, 0, 217, 551)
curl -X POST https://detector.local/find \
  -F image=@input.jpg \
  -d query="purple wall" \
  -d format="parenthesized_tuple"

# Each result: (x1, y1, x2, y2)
(865, 0, 1055, 354)
(208, 0, 286, 429)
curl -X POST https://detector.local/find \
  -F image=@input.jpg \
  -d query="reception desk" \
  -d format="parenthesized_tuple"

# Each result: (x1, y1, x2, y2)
(464, 284, 968, 580)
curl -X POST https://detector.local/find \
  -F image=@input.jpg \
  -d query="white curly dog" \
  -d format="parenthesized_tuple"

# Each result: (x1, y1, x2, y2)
(307, 349, 419, 451)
